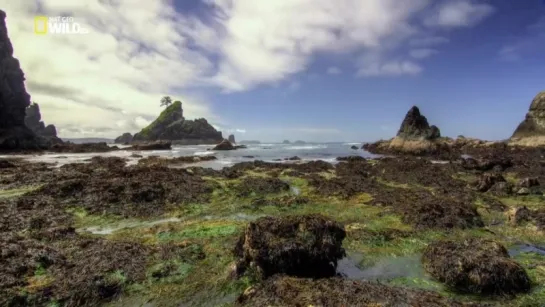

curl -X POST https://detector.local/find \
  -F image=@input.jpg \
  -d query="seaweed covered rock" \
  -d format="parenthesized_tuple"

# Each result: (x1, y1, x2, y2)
(472, 172, 506, 192)
(234, 177, 290, 197)
(236, 276, 480, 307)
(422, 238, 530, 295)
(461, 155, 513, 171)
(233, 214, 346, 279)
(401, 197, 484, 230)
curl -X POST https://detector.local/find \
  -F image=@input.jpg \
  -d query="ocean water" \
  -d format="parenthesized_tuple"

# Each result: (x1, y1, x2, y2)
(0, 143, 379, 169)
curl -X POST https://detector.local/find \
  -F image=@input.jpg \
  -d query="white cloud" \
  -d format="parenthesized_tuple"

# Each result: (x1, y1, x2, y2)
(327, 67, 342, 75)
(235, 129, 247, 134)
(2, 0, 217, 138)
(206, 0, 431, 91)
(1, 0, 496, 138)
(424, 0, 494, 28)
(357, 53, 422, 77)
(409, 48, 438, 59)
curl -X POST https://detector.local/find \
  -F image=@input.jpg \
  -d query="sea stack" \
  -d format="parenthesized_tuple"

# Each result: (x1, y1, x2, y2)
(387, 106, 443, 153)
(25, 102, 63, 145)
(0, 10, 42, 150)
(510, 92, 545, 146)
(132, 101, 223, 145)
(228, 134, 235, 144)
(363, 105, 445, 155)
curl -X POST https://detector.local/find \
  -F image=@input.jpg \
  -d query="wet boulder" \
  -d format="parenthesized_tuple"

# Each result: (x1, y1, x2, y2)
(461, 155, 512, 172)
(422, 238, 530, 295)
(350, 145, 358, 150)
(233, 214, 346, 279)
(489, 181, 514, 196)
(212, 139, 235, 150)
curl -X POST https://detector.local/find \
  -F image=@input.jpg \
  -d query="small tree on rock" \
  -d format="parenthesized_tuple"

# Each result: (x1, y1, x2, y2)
(160, 96, 172, 108)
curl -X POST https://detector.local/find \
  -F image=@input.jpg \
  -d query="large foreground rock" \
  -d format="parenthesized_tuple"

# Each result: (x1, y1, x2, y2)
(0, 10, 42, 150)
(236, 276, 481, 307)
(233, 214, 346, 279)
(422, 238, 530, 295)
(132, 101, 223, 144)
(511, 91, 545, 146)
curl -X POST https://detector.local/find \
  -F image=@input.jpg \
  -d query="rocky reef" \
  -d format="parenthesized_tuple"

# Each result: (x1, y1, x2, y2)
(0, 10, 42, 150)
(132, 101, 223, 144)
(24, 103, 62, 145)
(114, 132, 133, 144)
(511, 91, 545, 146)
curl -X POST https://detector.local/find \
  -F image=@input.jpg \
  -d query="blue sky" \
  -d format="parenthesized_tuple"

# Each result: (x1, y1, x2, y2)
(4, 0, 545, 142)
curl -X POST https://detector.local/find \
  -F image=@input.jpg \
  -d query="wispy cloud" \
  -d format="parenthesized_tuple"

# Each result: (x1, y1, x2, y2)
(409, 48, 438, 59)
(498, 17, 545, 62)
(424, 0, 495, 28)
(3, 0, 496, 137)
(409, 36, 450, 46)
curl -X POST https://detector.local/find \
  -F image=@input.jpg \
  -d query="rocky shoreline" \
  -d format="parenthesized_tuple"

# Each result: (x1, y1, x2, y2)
(1, 144, 545, 306)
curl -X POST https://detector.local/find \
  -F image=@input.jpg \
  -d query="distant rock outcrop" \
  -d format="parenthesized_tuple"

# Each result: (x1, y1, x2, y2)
(282, 140, 291, 144)
(239, 140, 260, 145)
(114, 132, 133, 144)
(24, 103, 62, 145)
(228, 134, 235, 144)
(363, 106, 448, 156)
(132, 101, 223, 144)
(510, 92, 545, 146)
(0, 10, 42, 150)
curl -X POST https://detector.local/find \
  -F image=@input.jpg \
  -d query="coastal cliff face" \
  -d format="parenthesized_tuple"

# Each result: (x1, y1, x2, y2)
(132, 101, 223, 144)
(511, 92, 545, 146)
(0, 10, 42, 150)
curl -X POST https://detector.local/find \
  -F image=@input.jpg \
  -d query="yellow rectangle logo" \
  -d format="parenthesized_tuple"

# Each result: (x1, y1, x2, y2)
(34, 16, 48, 35)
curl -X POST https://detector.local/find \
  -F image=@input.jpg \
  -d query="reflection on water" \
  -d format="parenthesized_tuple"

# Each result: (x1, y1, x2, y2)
(509, 243, 545, 257)
(337, 253, 425, 281)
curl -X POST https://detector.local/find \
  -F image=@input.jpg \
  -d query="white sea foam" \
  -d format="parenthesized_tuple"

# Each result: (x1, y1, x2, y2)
(285, 145, 327, 150)
(194, 151, 215, 156)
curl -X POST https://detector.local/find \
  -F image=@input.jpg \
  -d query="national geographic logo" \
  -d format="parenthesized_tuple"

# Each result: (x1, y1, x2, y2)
(34, 16, 89, 35)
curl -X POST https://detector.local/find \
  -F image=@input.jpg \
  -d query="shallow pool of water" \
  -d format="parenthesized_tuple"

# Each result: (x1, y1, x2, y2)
(337, 253, 426, 281)
(509, 243, 545, 257)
